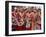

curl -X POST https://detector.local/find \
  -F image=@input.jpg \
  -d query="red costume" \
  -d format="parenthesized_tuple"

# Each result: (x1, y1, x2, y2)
(12, 25, 32, 31)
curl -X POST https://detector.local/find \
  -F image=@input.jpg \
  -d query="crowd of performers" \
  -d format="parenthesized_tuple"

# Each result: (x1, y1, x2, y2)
(12, 6, 41, 31)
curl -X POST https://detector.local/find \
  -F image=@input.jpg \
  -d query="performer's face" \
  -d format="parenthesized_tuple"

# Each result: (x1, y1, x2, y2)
(30, 11, 37, 19)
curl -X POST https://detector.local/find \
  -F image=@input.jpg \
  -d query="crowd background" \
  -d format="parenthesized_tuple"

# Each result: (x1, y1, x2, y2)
(12, 6, 41, 31)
